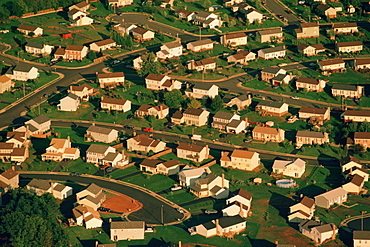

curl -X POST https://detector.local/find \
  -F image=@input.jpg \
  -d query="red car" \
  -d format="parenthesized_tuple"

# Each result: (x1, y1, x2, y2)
(240, 147, 249, 151)
(143, 128, 153, 132)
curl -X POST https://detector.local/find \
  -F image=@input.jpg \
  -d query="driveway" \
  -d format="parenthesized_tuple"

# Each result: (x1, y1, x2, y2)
(265, 0, 300, 25)
(20, 173, 183, 225)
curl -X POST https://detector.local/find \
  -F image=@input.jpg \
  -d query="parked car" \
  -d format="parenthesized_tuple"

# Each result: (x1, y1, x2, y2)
(176, 208, 184, 213)
(126, 114, 134, 119)
(171, 185, 182, 191)
(98, 207, 110, 212)
(70, 172, 82, 176)
(106, 167, 114, 172)
(124, 125, 134, 129)
(219, 133, 228, 138)
(143, 127, 153, 132)
(239, 147, 249, 150)
(166, 123, 175, 129)
(291, 96, 299, 100)
(205, 209, 218, 214)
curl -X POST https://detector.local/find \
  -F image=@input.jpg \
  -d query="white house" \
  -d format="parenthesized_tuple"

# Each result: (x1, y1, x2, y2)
(6, 64, 39, 82)
(178, 166, 211, 187)
(110, 221, 145, 241)
(314, 187, 347, 208)
(222, 189, 252, 218)
(245, 8, 263, 24)
(195, 216, 246, 238)
(57, 93, 80, 111)
(156, 42, 183, 59)
(272, 158, 306, 178)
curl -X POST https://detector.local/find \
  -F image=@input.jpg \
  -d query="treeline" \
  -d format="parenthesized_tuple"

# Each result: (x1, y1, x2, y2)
(0, 0, 80, 21)
(0, 188, 70, 247)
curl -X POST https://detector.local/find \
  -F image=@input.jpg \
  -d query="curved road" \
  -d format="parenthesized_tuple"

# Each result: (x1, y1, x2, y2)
(20, 173, 183, 225)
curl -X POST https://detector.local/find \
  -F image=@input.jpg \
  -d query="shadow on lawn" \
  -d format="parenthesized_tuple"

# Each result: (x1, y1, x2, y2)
(268, 191, 295, 219)
(296, 184, 327, 198)
(249, 237, 275, 247)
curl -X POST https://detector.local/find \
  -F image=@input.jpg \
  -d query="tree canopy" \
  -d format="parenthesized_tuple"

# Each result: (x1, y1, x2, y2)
(0, 188, 70, 247)
(164, 90, 184, 109)
(137, 53, 162, 77)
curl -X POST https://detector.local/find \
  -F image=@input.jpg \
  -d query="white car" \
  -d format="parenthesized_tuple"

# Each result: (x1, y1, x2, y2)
(291, 96, 299, 100)
(171, 186, 182, 191)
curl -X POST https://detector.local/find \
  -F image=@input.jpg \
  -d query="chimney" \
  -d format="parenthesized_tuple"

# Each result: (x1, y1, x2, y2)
(178, 241, 181, 247)
(331, 224, 336, 240)
(222, 173, 225, 188)
(109, 218, 112, 223)
(67, 136, 70, 142)
(300, 193, 303, 198)
(205, 145, 209, 157)
(95, 241, 98, 247)
(50, 182, 55, 195)
(275, 241, 279, 245)
(92, 122, 95, 126)
(215, 218, 221, 235)
(239, 202, 243, 217)
(11, 165, 15, 171)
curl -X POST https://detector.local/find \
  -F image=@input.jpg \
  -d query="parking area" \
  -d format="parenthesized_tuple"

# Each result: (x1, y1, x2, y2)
(101, 193, 143, 214)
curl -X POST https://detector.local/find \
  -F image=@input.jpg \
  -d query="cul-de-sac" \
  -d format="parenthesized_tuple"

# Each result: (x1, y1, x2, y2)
(0, 0, 369, 246)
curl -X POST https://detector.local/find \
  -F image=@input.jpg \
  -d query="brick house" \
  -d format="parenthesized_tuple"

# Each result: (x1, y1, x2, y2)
(252, 126, 285, 143)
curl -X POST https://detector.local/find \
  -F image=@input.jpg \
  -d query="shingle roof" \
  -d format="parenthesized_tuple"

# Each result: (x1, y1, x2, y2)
(13, 63, 36, 73)
(300, 196, 315, 208)
(110, 221, 145, 229)
(213, 111, 235, 120)
(257, 100, 285, 108)
(188, 38, 213, 47)
(296, 77, 319, 85)
(337, 41, 362, 47)
(296, 130, 325, 138)
(299, 107, 327, 115)
(18, 24, 38, 32)
(230, 149, 255, 159)
(218, 215, 245, 228)
(98, 72, 124, 79)
(253, 126, 279, 135)
(65, 45, 85, 51)
(344, 110, 370, 117)
(259, 46, 285, 54)
(354, 132, 370, 139)
(319, 58, 344, 67)
(30, 115, 50, 125)
(0, 168, 19, 180)
(101, 97, 128, 106)
(0, 75, 11, 84)
(314, 223, 335, 234)
(86, 144, 111, 154)
(87, 125, 115, 135)
(146, 73, 166, 81)
(340, 155, 361, 166)
(230, 188, 252, 200)
(193, 83, 216, 91)
(353, 231, 370, 240)
(93, 39, 116, 47)
(177, 143, 204, 152)
(140, 158, 163, 168)
(332, 22, 357, 29)
(261, 66, 283, 74)
(183, 108, 207, 117)
(27, 178, 51, 191)
(298, 219, 320, 231)
(225, 32, 247, 40)
(315, 187, 347, 201)
(258, 27, 282, 35)
(301, 22, 319, 28)
(85, 183, 103, 195)
(332, 84, 358, 91)
(26, 42, 44, 49)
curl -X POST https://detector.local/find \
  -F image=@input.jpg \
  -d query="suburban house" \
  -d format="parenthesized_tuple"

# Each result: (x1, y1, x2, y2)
(178, 166, 211, 187)
(107, 0, 133, 7)
(299, 220, 338, 244)
(318, 58, 346, 74)
(354, 132, 370, 149)
(336, 41, 363, 53)
(100, 97, 131, 112)
(68, 9, 93, 26)
(68, 83, 94, 101)
(69, 1, 90, 12)
(340, 155, 362, 173)
(314, 187, 347, 208)
(0, 168, 19, 191)
(317, 4, 337, 18)
(113, 23, 137, 36)
(185, 84, 219, 99)
(126, 134, 166, 153)
(110, 221, 145, 241)
(226, 119, 247, 134)
(187, 58, 217, 71)
(190, 173, 229, 199)
(5, 64, 39, 81)
(85, 125, 118, 143)
(220, 149, 260, 171)
(135, 104, 169, 119)
(132, 27, 155, 42)
(186, 39, 214, 52)
(295, 131, 329, 147)
(342, 174, 365, 194)
(353, 231, 370, 247)
(211, 111, 240, 130)
(193, 11, 222, 28)
(257, 46, 286, 60)
(332, 22, 358, 33)
(26, 179, 73, 199)
(102, 151, 129, 168)
(288, 196, 315, 223)
(295, 22, 319, 39)
(298, 44, 326, 56)
(57, 93, 80, 111)
(6, 131, 27, 148)
(260, 67, 286, 83)
(17, 24, 43, 36)
(354, 58, 370, 71)
(139, 159, 180, 175)
(97, 72, 125, 88)
(25, 42, 53, 55)
(145, 73, 181, 91)
(194, 216, 246, 238)
(255, 101, 288, 116)
(295, 77, 326, 92)
(76, 183, 106, 211)
(0, 141, 29, 163)
(221, 33, 248, 47)
(256, 27, 283, 43)
(227, 50, 256, 64)
(223, 0, 244, 7)
(156, 42, 183, 59)
(252, 126, 285, 143)
(86, 144, 116, 164)
(175, 9, 195, 21)
(244, 8, 263, 24)
(331, 84, 364, 98)
(272, 158, 306, 178)
(343, 110, 370, 123)
(223, 94, 252, 110)
(222, 189, 252, 218)
(173, 108, 210, 127)
(299, 107, 330, 122)
(41, 137, 80, 162)
(90, 39, 116, 52)
(177, 143, 209, 163)
(72, 204, 103, 229)
(58, 45, 89, 60)
(0, 75, 14, 94)
(20, 115, 51, 135)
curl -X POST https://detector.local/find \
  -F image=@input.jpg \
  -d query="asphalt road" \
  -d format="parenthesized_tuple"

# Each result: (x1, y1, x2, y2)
(265, 0, 300, 25)
(20, 173, 183, 225)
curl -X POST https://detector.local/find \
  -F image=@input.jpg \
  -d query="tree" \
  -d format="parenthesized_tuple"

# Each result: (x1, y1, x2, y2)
(137, 52, 161, 77)
(202, 0, 212, 9)
(228, 19, 237, 27)
(210, 95, 223, 111)
(0, 8, 10, 24)
(222, 13, 229, 23)
(187, 99, 201, 109)
(163, 90, 184, 108)
(358, 121, 370, 132)
(122, 34, 133, 49)
(12, 0, 28, 17)
(146, 115, 156, 127)
(353, 144, 365, 154)
(87, 50, 97, 61)
(302, 6, 311, 19)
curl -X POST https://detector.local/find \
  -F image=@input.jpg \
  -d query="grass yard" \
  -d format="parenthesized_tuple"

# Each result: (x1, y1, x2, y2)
(161, 190, 197, 205)
(122, 173, 176, 192)
(62, 158, 99, 175)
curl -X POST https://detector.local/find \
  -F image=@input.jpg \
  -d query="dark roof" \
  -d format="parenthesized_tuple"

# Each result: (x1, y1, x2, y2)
(259, 46, 285, 54)
(356, 58, 370, 66)
(93, 39, 115, 47)
(85, 183, 102, 195)
(317, 4, 331, 11)
(183, 108, 207, 117)
(296, 130, 325, 138)
(31, 115, 50, 125)
(146, 73, 166, 81)
(162, 159, 180, 168)
(87, 125, 115, 135)
(213, 111, 235, 120)
(0, 168, 19, 180)
(202, 221, 216, 230)
(225, 32, 247, 39)
(187, 38, 213, 47)
(296, 77, 319, 85)
(301, 22, 319, 28)
(111, 221, 145, 229)
(13, 63, 35, 73)
(175, 9, 193, 17)
(299, 107, 327, 115)
(101, 97, 128, 105)
(332, 84, 358, 91)
(272, 73, 287, 81)
(222, 94, 234, 103)
(65, 45, 85, 51)
(231, 188, 252, 200)
(132, 27, 150, 35)
(177, 143, 204, 152)
(300, 196, 314, 208)
(298, 219, 320, 231)
(218, 215, 245, 228)
(66, 93, 79, 100)
(86, 144, 111, 154)
(315, 223, 335, 234)
(340, 155, 361, 166)
(257, 100, 284, 108)
(337, 41, 362, 47)
(258, 27, 282, 35)
(353, 231, 370, 240)
(140, 158, 163, 168)
(332, 22, 357, 28)
(27, 178, 50, 191)
(18, 24, 38, 32)
(172, 110, 183, 119)
(26, 42, 44, 49)
(262, 66, 283, 74)
(193, 83, 216, 91)
(245, 8, 261, 15)
(319, 58, 344, 67)
(98, 72, 124, 79)
(351, 174, 365, 186)
(344, 110, 370, 117)
(354, 132, 370, 139)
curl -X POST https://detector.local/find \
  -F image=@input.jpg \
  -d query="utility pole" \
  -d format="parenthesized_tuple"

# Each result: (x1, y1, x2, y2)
(199, 27, 202, 40)
(161, 205, 164, 225)
(23, 83, 25, 97)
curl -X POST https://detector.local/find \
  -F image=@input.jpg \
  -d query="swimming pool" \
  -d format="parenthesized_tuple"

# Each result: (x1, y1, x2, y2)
(276, 179, 296, 188)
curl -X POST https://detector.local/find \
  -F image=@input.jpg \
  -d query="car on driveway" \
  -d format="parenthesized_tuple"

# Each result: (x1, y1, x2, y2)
(291, 96, 299, 100)
(143, 128, 153, 132)
(205, 209, 218, 214)
(70, 172, 82, 176)
(171, 185, 182, 191)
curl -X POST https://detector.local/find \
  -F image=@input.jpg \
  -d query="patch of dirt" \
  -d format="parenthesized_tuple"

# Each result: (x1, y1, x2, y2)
(101, 193, 142, 215)
(258, 226, 312, 247)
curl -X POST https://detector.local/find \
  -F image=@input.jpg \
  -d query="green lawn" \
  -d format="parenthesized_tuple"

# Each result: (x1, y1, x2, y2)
(62, 158, 99, 174)
(122, 173, 176, 192)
